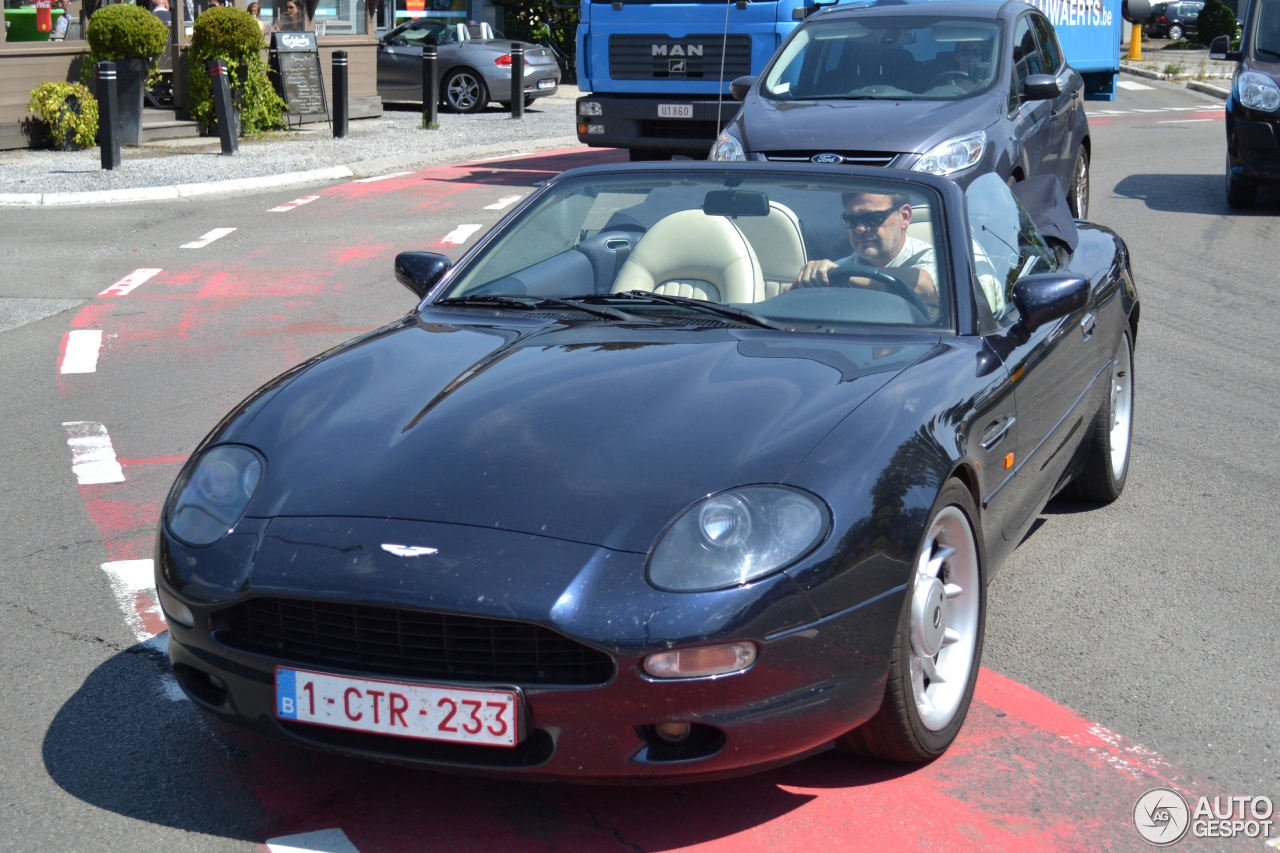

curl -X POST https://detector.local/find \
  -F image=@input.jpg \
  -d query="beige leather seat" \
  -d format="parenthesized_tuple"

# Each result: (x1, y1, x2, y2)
(730, 202, 807, 299)
(612, 209, 766, 303)
(907, 203, 933, 243)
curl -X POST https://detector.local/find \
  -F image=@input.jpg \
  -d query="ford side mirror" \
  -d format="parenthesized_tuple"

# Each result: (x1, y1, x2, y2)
(1023, 74, 1061, 101)
(1012, 273, 1089, 333)
(395, 251, 452, 300)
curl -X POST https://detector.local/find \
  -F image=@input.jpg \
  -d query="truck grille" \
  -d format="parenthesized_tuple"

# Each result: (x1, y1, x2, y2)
(609, 34, 751, 81)
(220, 598, 615, 686)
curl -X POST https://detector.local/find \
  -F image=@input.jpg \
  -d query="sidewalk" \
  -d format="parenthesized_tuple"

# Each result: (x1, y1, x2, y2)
(1119, 45, 1234, 98)
(0, 84, 584, 207)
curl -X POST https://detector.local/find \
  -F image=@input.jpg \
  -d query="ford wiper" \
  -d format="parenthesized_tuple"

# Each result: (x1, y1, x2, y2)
(606, 291, 791, 330)
(435, 294, 637, 321)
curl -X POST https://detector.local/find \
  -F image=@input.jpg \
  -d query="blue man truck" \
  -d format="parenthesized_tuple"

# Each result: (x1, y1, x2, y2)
(574, 0, 1146, 160)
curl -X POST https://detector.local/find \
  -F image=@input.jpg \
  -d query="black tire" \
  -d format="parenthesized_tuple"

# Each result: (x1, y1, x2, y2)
(1065, 328, 1134, 503)
(442, 69, 488, 114)
(1226, 158, 1258, 209)
(1067, 147, 1089, 219)
(1168, 23, 1184, 39)
(839, 479, 985, 763)
(629, 149, 673, 162)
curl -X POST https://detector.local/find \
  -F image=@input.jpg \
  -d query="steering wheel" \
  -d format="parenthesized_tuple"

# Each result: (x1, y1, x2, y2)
(928, 70, 971, 89)
(829, 263, 932, 321)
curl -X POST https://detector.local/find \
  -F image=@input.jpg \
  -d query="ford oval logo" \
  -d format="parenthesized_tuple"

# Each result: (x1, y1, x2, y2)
(811, 153, 844, 164)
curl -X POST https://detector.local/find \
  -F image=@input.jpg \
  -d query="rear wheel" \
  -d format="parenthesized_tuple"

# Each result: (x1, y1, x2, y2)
(839, 479, 985, 763)
(1066, 329, 1134, 502)
(1226, 158, 1258, 209)
(1068, 147, 1089, 219)
(442, 69, 488, 114)
(1168, 22, 1184, 39)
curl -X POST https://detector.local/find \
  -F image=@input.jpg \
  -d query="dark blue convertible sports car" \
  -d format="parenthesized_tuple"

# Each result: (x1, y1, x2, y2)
(157, 163, 1138, 780)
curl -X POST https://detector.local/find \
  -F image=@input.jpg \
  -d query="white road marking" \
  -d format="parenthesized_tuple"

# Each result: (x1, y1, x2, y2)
(61, 329, 104, 374)
(143, 633, 188, 702)
(266, 828, 361, 853)
(1160, 118, 1214, 123)
(1117, 80, 1154, 90)
(441, 224, 482, 244)
(181, 227, 236, 249)
(1131, 108, 1166, 112)
(351, 171, 412, 183)
(485, 194, 524, 210)
(268, 195, 320, 212)
(100, 559, 164, 641)
(98, 268, 161, 298)
(62, 421, 125, 485)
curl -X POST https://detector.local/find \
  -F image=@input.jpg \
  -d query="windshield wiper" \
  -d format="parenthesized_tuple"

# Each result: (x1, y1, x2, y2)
(1256, 47, 1280, 59)
(606, 291, 791, 330)
(435, 294, 638, 321)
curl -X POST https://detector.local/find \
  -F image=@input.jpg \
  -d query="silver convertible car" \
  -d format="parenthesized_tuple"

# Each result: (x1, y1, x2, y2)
(377, 20, 561, 113)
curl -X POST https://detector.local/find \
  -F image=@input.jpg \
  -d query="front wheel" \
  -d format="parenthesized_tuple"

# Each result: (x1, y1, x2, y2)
(1226, 158, 1258, 209)
(1168, 23, 1184, 40)
(1068, 147, 1089, 219)
(839, 479, 985, 763)
(442, 69, 488, 114)
(1066, 328, 1134, 502)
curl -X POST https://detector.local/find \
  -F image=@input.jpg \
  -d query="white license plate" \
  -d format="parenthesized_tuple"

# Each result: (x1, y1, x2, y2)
(658, 104, 694, 118)
(537, 78, 556, 90)
(276, 667, 520, 747)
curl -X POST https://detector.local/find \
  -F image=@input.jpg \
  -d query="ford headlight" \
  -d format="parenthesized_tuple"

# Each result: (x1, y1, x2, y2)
(648, 486, 829, 592)
(913, 130, 986, 176)
(710, 130, 746, 162)
(165, 445, 264, 547)
(1238, 71, 1280, 112)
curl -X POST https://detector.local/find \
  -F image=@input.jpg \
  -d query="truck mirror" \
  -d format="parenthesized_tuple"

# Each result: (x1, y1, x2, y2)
(1122, 0, 1151, 24)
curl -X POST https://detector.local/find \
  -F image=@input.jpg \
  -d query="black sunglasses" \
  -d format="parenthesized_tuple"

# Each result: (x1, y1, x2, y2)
(840, 207, 899, 230)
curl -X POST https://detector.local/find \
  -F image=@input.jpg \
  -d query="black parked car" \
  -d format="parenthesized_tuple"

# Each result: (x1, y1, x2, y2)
(157, 162, 1138, 781)
(711, 0, 1092, 218)
(1144, 1, 1204, 39)
(1212, 0, 1280, 206)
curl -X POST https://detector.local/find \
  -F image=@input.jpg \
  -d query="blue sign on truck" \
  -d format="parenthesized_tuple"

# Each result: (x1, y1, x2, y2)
(575, 0, 1147, 159)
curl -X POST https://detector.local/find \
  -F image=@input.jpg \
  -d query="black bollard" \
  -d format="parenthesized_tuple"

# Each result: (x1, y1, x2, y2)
(332, 50, 349, 138)
(510, 42, 524, 119)
(96, 61, 120, 170)
(421, 44, 438, 128)
(208, 60, 238, 155)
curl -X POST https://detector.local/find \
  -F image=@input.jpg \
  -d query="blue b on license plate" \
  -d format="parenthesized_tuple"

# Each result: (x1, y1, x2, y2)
(276, 667, 520, 747)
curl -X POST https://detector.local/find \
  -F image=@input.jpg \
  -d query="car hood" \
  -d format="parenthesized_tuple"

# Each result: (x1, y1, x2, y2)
(735, 91, 1001, 157)
(231, 315, 936, 553)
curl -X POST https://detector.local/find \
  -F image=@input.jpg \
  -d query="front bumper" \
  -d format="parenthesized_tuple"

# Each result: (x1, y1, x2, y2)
(158, 516, 903, 780)
(576, 94, 738, 154)
(1227, 112, 1280, 184)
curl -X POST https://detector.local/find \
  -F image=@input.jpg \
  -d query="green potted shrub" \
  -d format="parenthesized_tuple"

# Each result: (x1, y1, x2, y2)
(85, 3, 170, 145)
(27, 81, 100, 150)
(187, 7, 286, 137)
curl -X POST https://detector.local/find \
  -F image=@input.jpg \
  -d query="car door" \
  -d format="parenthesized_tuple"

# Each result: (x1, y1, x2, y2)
(1030, 12, 1082, 187)
(1007, 14, 1054, 180)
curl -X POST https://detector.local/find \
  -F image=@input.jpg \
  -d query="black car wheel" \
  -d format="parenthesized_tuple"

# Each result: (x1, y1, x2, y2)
(1068, 148, 1089, 219)
(839, 479, 985, 763)
(1066, 329, 1134, 503)
(1226, 157, 1258, 208)
(443, 69, 488, 114)
(1168, 22, 1184, 39)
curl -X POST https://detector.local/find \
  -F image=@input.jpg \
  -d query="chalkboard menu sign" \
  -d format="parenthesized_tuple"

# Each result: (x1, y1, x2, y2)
(271, 31, 328, 118)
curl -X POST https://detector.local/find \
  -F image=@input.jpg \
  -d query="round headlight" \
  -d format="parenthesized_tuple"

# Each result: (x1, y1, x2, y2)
(1239, 71, 1280, 112)
(165, 445, 264, 547)
(648, 486, 829, 592)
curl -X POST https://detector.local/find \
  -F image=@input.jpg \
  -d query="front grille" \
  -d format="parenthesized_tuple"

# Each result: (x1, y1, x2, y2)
(220, 598, 615, 686)
(609, 34, 751, 81)
(764, 151, 898, 167)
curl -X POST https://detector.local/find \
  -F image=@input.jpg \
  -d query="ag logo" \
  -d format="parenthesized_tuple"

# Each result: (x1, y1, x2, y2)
(811, 152, 843, 164)
(1134, 788, 1191, 846)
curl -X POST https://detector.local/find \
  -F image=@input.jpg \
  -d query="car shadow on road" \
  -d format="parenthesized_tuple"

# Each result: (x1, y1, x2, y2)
(1113, 172, 1280, 213)
(43, 642, 920, 849)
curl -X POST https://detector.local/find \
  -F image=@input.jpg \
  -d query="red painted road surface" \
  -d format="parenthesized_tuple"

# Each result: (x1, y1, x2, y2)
(57, 149, 1224, 852)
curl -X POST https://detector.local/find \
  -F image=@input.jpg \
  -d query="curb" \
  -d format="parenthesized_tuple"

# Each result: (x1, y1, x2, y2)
(0, 135, 584, 208)
(1120, 64, 1232, 99)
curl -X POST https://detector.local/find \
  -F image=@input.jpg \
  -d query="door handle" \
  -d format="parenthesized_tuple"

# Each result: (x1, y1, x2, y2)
(1080, 312, 1096, 340)
(980, 416, 1016, 451)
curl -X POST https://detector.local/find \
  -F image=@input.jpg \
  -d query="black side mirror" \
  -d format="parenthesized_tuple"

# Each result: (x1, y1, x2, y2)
(1122, 0, 1151, 23)
(395, 251, 452, 300)
(1209, 34, 1239, 61)
(730, 75, 756, 101)
(1013, 273, 1089, 333)
(1023, 74, 1061, 101)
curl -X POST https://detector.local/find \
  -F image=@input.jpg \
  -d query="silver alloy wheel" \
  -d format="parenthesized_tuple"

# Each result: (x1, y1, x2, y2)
(1169, 23, 1184, 39)
(1073, 152, 1089, 218)
(1109, 332, 1134, 481)
(446, 71, 484, 111)
(908, 505, 981, 732)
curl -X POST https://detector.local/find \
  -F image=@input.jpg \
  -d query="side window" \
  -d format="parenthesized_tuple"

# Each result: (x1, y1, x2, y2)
(964, 173, 1057, 328)
(1009, 17, 1038, 111)
(1031, 14, 1063, 74)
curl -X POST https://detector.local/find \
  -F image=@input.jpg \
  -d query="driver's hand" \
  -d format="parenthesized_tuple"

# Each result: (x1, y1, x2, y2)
(790, 259, 839, 289)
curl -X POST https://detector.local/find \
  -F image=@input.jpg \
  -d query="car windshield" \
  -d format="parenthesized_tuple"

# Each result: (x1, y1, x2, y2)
(762, 16, 1003, 101)
(1253, 0, 1280, 56)
(436, 171, 953, 331)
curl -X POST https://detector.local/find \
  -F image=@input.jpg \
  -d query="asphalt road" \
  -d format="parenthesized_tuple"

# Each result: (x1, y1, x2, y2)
(0, 78, 1276, 851)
